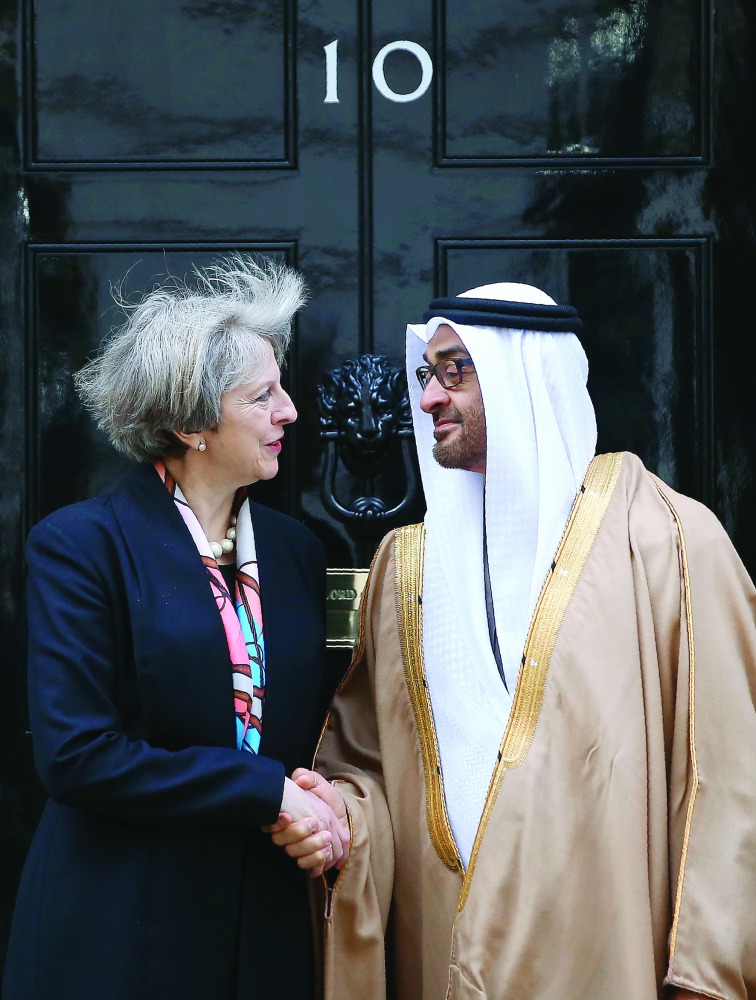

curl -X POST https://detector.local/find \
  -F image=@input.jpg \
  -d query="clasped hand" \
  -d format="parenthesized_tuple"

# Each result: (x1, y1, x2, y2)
(263, 769, 350, 879)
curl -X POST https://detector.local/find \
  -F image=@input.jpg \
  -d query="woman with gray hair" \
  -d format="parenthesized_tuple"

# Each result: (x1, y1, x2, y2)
(3, 256, 347, 1000)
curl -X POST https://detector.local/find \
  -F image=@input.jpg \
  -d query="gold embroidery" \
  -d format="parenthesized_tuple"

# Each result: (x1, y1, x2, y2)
(395, 523, 464, 874)
(459, 452, 625, 910)
(653, 482, 697, 959)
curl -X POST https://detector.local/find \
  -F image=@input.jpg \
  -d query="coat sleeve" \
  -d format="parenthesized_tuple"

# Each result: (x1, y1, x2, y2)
(661, 497, 756, 999)
(314, 533, 397, 1000)
(26, 514, 286, 828)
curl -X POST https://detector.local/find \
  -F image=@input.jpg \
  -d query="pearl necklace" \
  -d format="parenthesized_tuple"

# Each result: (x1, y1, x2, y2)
(209, 516, 237, 560)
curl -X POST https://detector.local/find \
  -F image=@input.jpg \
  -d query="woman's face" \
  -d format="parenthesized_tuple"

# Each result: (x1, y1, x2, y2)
(205, 341, 297, 488)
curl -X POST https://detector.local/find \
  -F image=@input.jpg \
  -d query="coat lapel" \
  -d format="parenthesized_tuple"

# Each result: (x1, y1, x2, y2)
(109, 463, 237, 749)
(108, 466, 316, 761)
(250, 502, 303, 760)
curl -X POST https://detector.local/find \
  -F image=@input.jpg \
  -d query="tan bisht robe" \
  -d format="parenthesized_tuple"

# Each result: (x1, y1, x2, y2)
(315, 452, 756, 1000)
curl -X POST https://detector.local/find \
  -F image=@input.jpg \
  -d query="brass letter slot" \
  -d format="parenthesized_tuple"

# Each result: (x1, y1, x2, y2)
(326, 568, 369, 649)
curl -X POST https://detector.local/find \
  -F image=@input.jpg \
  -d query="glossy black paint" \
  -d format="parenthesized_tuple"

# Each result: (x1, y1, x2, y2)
(317, 355, 420, 556)
(2, 0, 755, 973)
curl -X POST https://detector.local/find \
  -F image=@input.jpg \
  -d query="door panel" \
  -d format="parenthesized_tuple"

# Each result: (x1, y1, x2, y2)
(31, 0, 294, 166)
(439, 0, 707, 163)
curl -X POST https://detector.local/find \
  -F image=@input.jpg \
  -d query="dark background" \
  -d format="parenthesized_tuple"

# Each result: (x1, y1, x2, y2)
(2, 0, 754, 970)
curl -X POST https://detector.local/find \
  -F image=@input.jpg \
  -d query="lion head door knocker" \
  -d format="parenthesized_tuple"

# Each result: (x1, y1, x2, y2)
(316, 355, 418, 531)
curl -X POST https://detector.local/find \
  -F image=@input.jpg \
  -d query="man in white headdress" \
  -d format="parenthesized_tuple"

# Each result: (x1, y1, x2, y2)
(270, 283, 756, 1000)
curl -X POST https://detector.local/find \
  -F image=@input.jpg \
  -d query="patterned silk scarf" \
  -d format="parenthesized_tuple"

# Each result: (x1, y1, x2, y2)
(155, 462, 266, 753)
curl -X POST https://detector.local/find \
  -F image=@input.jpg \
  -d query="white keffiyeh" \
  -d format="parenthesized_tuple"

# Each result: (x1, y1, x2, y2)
(406, 282, 597, 866)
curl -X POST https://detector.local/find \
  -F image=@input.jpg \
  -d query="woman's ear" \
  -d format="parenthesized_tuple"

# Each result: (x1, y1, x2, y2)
(173, 428, 207, 452)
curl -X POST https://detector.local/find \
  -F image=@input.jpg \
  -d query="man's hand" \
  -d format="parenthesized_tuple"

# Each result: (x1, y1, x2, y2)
(263, 770, 350, 878)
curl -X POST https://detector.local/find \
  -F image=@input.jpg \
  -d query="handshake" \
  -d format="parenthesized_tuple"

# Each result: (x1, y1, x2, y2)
(263, 769, 351, 878)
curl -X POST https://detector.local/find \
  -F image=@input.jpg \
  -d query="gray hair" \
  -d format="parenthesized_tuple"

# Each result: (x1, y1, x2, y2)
(74, 254, 307, 462)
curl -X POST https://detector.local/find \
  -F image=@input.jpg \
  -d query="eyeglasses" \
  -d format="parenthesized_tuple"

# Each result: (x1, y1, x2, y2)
(415, 357, 475, 390)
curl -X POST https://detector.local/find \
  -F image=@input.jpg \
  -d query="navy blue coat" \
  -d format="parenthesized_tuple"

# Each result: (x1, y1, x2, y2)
(3, 463, 335, 1000)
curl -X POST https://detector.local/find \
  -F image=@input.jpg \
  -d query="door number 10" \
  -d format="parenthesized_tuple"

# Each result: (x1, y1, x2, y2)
(324, 39, 433, 104)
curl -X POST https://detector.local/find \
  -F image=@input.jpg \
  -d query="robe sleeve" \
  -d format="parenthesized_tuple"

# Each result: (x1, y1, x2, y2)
(315, 533, 397, 1000)
(661, 495, 756, 1000)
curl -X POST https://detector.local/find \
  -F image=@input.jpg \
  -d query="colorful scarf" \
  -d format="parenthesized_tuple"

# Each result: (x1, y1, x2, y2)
(156, 462, 265, 753)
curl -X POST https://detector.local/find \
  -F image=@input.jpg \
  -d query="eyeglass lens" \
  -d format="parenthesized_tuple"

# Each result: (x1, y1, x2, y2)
(416, 357, 474, 389)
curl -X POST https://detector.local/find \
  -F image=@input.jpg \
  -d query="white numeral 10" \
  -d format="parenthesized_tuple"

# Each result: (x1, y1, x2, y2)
(324, 39, 434, 104)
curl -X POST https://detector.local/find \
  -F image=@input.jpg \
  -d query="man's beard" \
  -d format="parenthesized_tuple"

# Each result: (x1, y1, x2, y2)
(431, 402, 486, 471)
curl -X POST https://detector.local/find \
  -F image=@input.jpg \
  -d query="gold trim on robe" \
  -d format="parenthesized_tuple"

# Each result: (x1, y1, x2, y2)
(395, 523, 464, 875)
(652, 480, 697, 959)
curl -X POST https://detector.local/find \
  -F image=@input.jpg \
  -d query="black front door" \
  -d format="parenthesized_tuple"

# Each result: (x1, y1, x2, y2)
(1, 0, 753, 967)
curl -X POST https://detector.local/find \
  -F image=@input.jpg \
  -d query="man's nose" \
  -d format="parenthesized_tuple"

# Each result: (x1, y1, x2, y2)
(419, 376, 451, 413)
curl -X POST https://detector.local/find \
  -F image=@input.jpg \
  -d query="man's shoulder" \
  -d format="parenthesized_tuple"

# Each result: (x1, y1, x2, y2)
(614, 452, 736, 556)
(361, 525, 422, 597)
(375, 523, 425, 560)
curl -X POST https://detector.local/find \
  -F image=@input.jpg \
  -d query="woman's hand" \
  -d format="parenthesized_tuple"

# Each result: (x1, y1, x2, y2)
(264, 771, 350, 878)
